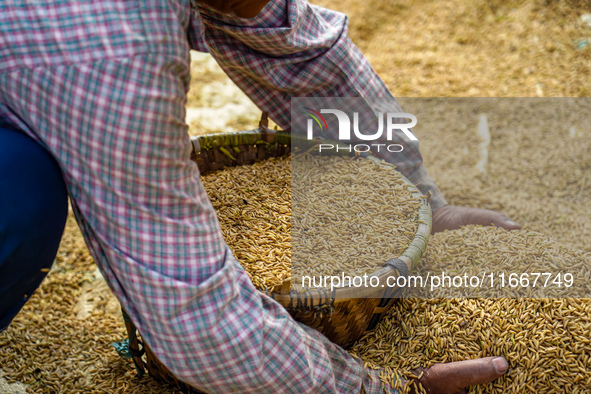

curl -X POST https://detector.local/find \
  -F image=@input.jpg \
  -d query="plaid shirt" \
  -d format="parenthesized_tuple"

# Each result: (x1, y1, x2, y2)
(0, 0, 444, 392)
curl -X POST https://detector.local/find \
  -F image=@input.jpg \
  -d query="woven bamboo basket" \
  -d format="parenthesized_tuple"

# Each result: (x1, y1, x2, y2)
(117, 119, 432, 393)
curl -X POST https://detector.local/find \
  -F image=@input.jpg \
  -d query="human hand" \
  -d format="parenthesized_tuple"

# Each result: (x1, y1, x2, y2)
(194, 0, 271, 18)
(408, 356, 509, 394)
(432, 205, 521, 234)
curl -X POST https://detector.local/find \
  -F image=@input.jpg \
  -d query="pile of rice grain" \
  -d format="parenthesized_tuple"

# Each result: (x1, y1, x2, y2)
(201, 155, 292, 290)
(409, 226, 591, 299)
(350, 226, 591, 393)
(3, 156, 589, 394)
(352, 297, 591, 393)
(290, 155, 422, 284)
(201, 154, 421, 290)
(0, 215, 183, 394)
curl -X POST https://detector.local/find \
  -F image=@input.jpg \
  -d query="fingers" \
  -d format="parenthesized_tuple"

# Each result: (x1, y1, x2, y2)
(466, 208, 521, 230)
(432, 205, 521, 234)
(489, 214, 522, 230)
(415, 357, 508, 394)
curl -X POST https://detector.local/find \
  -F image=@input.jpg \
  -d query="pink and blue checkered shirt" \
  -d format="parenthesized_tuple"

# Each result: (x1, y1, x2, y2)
(0, 0, 445, 392)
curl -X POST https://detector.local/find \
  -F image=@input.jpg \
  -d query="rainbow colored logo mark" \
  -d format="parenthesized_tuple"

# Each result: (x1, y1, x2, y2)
(303, 107, 328, 133)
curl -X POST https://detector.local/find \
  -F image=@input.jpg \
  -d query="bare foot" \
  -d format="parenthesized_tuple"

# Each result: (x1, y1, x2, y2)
(409, 357, 509, 394)
(432, 205, 521, 234)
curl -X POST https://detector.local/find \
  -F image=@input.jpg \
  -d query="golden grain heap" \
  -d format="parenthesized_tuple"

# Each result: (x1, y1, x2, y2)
(202, 155, 591, 393)
(201, 154, 421, 290)
(409, 226, 591, 299)
(351, 297, 591, 393)
(0, 214, 184, 394)
(350, 226, 591, 393)
(290, 154, 421, 284)
(1, 152, 589, 394)
(200, 155, 291, 290)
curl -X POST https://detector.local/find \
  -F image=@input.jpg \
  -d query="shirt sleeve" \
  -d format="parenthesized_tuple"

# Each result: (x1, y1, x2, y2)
(188, 0, 447, 209)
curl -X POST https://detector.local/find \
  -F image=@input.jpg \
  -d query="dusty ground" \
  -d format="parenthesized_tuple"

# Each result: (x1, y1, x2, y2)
(0, 372, 27, 394)
(0, 0, 590, 392)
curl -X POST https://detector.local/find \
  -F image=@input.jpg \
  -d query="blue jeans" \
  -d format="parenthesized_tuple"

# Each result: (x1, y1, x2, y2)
(0, 126, 68, 331)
